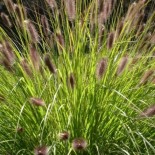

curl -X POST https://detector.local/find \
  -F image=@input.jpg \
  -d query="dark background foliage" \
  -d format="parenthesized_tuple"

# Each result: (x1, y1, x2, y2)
(0, 0, 154, 49)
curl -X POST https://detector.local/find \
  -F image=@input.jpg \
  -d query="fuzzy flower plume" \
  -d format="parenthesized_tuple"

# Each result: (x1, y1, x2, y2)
(72, 138, 87, 151)
(30, 97, 45, 106)
(96, 58, 107, 79)
(34, 146, 49, 155)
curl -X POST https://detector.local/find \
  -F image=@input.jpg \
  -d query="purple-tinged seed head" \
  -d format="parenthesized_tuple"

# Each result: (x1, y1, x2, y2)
(45, 0, 57, 10)
(41, 15, 50, 37)
(58, 131, 70, 141)
(117, 55, 129, 76)
(0, 12, 12, 27)
(139, 69, 154, 85)
(24, 20, 39, 43)
(30, 97, 45, 106)
(20, 59, 32, 77)
(65, 0, 76, 21)
(96, 58, 107, 79)
(107, 31, 115, 50)
(68, 73, 75, 89)
(17, 127, 24, 133)
(140, 105, 155, 117)
(34, 146, 49, 155)
(30, 45, 40, 71)
(5, 0, 14, 13)
(72, 138, 87, 151)
(44, 54, 56, 74)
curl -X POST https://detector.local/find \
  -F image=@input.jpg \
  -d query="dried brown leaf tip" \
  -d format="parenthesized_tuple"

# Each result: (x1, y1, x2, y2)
(139, 69, 154, 85)
(1, 12, 12, 27)
(72, 138, 87, 151)
(68, 73, 75, 89)
(58, 131, 70, 141)
(140, 105, 155, 117)
(24, 20, 39, 43)
(116, 55, 129, 76)
(107, 31, 115, 50)
(65, 0, 76, 21)
(34, 146, 49, 155)
(44, 54, 56, 74)
(30, 45, 40, 71)
(30, 97, 45, 106)
(96, 58, 107, 80)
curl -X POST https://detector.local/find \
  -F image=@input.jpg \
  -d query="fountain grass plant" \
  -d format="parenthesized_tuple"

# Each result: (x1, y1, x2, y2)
(1, 0, 155, 154)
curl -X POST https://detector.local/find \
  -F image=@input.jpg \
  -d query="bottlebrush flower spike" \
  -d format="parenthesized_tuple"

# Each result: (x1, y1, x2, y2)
(2, 58, 13, 71)
(44, 54, 56, 74)
(58, 131, 70, 141)
(96, 58, 107, 79)
(20, 59, 32, 76)
(41, 15, 50, 37)
(152, 76, 155, 84)
(56, 32, 65, 49)
(98, 0, 115, 25)
(139, 69, 154, 85)
(107, 31, 115, 49)
(140, 105, 155, 117)
(24, 20, 39, 43)
(117, 55, 129, 76)
(45, 0, 57, 10)
(136, 24, 145, 37)
(5, 0, 14, 13)
(14, 4, 25, 23)
(68, 73, 75, 89)
(1, 41, 15, 69)
(115, 18, 124, 39)
(30, 45, 40, 71)
(0, 13, 12, 27)
(34, 146, 49, 155)
(99, 25, 105, 46)
(0, 94, 5, 101)
(30, 97, 45, 106)
(72, 138, 87, 151)
(65, 0, 76, 21)
(17, 127, 24, 133)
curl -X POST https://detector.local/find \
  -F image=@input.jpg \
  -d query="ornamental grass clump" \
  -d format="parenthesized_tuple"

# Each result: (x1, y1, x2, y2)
(1, 0, 155, 154)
